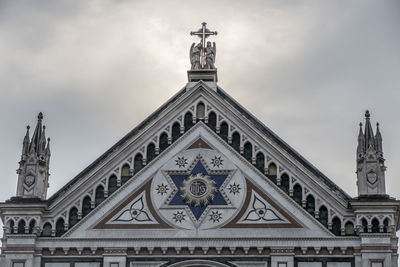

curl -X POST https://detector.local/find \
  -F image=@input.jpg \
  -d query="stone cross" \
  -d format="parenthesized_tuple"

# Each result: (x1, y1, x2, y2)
(191, 22, 217, 68)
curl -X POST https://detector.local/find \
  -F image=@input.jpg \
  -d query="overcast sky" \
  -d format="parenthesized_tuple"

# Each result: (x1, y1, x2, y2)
(0, 0, 399, 229)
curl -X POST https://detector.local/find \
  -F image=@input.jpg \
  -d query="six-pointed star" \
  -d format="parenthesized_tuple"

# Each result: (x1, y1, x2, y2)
(167, 160, 231, 220)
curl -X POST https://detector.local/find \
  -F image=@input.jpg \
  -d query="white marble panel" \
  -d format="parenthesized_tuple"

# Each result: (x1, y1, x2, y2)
(298, 263, 321, 267)
(75, 263, 101, 267)
(327, 263, 351, 267)
(130, 263, 168, 267)
(45, 264, 70, 267)
(229, 262, 267, 267)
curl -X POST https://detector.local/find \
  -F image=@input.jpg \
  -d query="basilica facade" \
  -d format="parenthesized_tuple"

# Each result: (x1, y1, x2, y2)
(1, 24, 399, 267)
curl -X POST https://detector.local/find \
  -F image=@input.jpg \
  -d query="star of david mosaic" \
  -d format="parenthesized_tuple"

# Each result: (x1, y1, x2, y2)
(164, 156, 233, 221)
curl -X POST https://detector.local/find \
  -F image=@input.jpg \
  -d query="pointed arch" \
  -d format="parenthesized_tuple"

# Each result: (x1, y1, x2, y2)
(184, 112, 194, 131)
(95, 185, 105, 206)
(108, 174, 118, 195)
(8, 219, 15, 234)
(146, 142, 156, 163)
(196, 102, 205, 119)
(69, 207, 79, 228)
(17, 219, 26, 234)
(219, 122, 229, 142)
(134, 153, 143, 174)
(383, 218, 389, 233)
(28, 219, 36, 234)
(255, 152, 265, 173)
(41, 222, 52, 237)
(243, 142, 252, 163)
(55, 218, 65, 237)
(121, 164, 132, 185)
(231, 132, 240, 153)
(293, 184, 302, 205)
(159, 132, 169, 153)
(306, 195, 315, 216)
(331, 217, 341, 236)
(267, 163, 277, 183)
(318, 206, 328, 227)
(172, 122, 181, 143)
(345, 221, 355, 236)
(280, 173, 290, 194)
(207, 112, 217, 132)
(82, 196, 92, 218)
(362, 218, 368, 233)
(371, 218, 380, 233)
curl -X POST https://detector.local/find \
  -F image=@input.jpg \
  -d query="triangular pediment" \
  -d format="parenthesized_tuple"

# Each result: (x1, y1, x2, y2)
(65, 123, 333, 239)
(43, 82, 355, 241)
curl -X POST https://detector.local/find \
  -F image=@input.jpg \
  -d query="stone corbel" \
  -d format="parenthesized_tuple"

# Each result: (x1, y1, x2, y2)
(188, 247, 195, 254)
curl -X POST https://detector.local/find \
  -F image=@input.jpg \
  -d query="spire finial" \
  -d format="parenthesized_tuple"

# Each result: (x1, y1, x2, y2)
(365, 110, 370, 119)
(25, 125, 31, 137)
(38, 112, 43, 120)
(24, 125, 30, 139)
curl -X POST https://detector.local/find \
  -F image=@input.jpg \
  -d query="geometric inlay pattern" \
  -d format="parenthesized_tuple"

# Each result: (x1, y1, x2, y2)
(106, 192, 157, 225)
(238, 190, 289, 224)
(167, 159, 230, 220)
(152, 148, 246, 230)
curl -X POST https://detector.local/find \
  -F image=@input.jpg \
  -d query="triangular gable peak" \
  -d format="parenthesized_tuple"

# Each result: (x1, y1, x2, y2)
(44, 82, 355, 237)
(64, 123, 333, 239)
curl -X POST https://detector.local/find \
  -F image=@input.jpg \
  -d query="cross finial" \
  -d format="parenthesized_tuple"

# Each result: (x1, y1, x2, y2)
(190, 22, 217, 68)
(190, 22, 217, 48)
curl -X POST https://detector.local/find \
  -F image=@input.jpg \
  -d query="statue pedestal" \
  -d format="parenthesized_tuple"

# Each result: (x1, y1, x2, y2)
(187, 69, 218, 82)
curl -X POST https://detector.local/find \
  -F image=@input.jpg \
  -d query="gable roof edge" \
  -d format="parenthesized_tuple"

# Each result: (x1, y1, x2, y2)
(47, 84, 191, 205)
(216, 86, 352, 201)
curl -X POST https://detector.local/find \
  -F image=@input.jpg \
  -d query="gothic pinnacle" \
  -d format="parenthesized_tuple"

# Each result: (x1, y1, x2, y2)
(364, 110, 375, 150)
(22, 125, 31, 157)
(24, 125, 30, 139)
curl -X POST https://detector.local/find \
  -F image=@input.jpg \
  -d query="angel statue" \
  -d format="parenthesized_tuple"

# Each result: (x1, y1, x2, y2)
(190, 42, 202, 70)
(205, 41, 216, 69)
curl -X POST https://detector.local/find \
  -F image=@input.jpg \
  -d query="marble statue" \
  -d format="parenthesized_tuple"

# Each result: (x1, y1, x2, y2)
(205, 41, 216, 69)
(190, 42, 202, 70)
